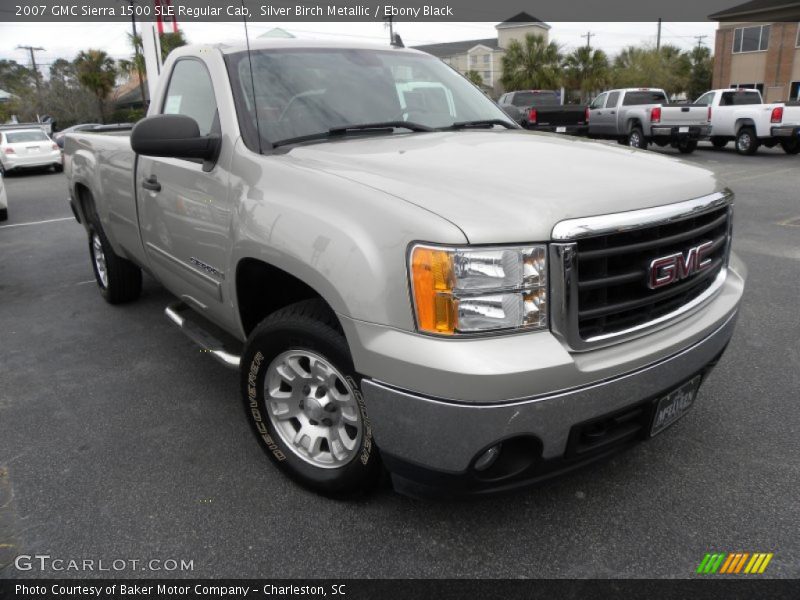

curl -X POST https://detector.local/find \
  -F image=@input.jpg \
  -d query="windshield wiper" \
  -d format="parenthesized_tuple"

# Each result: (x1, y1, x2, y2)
(446, 119, 517, 130)
(273, 121, 433, 148)
(329, 121, 433, 134)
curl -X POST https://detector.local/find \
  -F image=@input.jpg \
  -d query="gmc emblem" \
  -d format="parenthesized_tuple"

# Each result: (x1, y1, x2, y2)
(648, 241, 714, 289)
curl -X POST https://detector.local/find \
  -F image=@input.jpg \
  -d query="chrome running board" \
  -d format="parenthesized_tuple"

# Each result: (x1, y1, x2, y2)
(164, 301, 242, 369)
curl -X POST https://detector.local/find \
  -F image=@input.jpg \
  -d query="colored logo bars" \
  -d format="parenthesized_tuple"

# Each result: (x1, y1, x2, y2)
(696, 552, 774, 574)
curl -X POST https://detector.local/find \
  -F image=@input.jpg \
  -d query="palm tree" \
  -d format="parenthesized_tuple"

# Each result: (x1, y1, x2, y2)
(74, 50, 117, 123)
(613, 44, 691, 99)
(564, 47, 610, 103)
(501, 34, 563, 91)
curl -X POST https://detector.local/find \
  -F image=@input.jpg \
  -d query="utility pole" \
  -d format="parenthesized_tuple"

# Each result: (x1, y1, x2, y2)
(17, 45, 45, 113)
(582, 31, 594, 50)
(694, 35, 708, 49)
(656, 18, 662, 51)
(120, 0, 148, 108)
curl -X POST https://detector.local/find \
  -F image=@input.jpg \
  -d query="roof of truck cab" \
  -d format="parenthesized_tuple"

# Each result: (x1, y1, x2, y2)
(211, 39, 426, 55)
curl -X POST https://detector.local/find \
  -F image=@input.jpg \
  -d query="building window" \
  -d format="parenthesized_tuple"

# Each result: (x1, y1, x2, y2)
(483, 54, 490, 65)
(732, 25, 770, 53)
(797, 24, 800, 47)
(483, 71, 491, 82)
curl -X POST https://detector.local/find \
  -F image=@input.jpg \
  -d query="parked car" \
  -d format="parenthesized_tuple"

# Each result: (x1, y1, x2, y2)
(499, 90, 588, 135)
(65, 41, 745, 497)
(587, 88, 710, 153)
(0, 171, 7, 221)
(694, 88, 800, 155)
(0, 126, 62, 174)
(53, 123, 102, 149)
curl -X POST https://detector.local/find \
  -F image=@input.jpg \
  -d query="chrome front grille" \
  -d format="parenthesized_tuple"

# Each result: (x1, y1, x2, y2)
(550, 191, 733, 351)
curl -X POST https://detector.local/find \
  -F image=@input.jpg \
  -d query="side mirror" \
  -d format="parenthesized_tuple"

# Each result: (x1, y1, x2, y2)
(130, 114, 220, 163)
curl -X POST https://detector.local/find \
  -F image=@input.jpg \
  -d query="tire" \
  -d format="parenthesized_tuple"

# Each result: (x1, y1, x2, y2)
(780, 138, 800, 155)
(735, 127, 759, 155)
(241, 299, 381, 497)
(677, 139, 698, 154)
(87, 220, 142, 304)
(711, 137, 728, 149)
(627, 127, 647, 149)
(0, 208, 7, 222)
(53, 163, 63, 173)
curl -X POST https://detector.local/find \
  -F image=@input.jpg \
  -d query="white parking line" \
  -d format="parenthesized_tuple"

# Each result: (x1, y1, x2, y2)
(0, 216, 73, 229)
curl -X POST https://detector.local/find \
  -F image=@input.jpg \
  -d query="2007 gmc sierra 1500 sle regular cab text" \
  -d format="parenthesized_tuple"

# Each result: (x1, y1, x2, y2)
(65, 41, 746, 498)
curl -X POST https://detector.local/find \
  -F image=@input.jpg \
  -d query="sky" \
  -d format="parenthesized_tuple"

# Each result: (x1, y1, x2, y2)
(0, 21, 718, 75)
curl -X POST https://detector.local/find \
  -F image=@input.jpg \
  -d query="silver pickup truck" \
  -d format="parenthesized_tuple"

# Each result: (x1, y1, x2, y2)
(65, 41, 745, 498)
(588, 88, 711, 153)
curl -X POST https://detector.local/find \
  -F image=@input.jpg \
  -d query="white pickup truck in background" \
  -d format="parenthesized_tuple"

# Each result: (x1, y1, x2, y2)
(695, 88, 800, 155)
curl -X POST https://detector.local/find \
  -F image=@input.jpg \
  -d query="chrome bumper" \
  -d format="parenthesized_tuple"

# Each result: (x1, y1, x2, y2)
(362, 308, 738, 475)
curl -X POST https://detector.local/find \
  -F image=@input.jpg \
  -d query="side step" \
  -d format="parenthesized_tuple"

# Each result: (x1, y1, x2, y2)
(164, 301, 242, 369)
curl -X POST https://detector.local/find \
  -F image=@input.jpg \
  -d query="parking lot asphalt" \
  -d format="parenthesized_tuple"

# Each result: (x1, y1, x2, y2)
(1, 141, 799, 579)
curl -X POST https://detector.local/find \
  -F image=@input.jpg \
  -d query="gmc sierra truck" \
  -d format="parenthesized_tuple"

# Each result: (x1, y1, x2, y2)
(65, 41, 745, 498)
(498, 90, 588, 135)
(693, 88, 800, 155)
(588, 88, 710, 153)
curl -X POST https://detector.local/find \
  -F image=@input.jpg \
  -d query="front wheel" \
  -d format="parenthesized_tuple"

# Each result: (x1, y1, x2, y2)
(780, 138, 800, 154)
(0, 208, 7, 222)
(241, 299, 382, 497)
(735, 127, 759, 155)
(677, 139, 698, 154)
(627, 127, 647, 149)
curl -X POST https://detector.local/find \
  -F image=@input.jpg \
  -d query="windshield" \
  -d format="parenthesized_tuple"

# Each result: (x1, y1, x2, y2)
(622, 91, 668, 106)
(5, 130, 49, 143)
(226, 48, 513, 150)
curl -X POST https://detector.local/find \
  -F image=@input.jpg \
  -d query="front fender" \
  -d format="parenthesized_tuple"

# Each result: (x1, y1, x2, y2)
(227, 144, 467, 336)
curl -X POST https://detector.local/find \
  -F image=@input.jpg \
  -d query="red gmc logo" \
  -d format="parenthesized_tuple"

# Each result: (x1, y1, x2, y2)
(648, 241, 714, 289)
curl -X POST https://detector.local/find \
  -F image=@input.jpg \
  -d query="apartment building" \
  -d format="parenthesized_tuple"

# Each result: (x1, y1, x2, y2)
(412, 13, 549, 95)
(710, 1, 800, 101)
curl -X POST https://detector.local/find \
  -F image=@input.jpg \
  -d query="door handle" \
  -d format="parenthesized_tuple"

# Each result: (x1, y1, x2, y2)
(610, 111, 616, 114)
(142, 175, 161, 192)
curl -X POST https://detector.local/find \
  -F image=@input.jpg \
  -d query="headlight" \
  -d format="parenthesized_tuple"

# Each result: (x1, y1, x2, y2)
(409, 244, 547, 335)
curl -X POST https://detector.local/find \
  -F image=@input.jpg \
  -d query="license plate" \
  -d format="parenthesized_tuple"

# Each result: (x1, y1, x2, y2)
(650, 376, 701, 437)
(679, 127, 689, 133)
(556, 126, 567, 133)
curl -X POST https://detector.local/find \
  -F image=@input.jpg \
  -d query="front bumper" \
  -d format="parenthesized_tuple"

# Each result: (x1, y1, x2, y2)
(770, 125, 800, 138)
(350, 255, 744, 496)
(650, 124, 710, 139)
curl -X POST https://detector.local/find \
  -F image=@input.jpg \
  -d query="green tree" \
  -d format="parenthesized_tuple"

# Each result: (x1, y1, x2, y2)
(612, 44, 691, 98)
(159, 30, 188, 61)
(465, 70, 484, 86)
(501, 34, 563, 91)
(564, 46, 610, 103)
(0, 59, 34, 95)
(686, 46, 713, 102)
(74, 50, 118, 123)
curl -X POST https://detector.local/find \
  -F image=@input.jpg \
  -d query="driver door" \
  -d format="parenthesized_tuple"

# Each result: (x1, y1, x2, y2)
(136, 58, 232, 317)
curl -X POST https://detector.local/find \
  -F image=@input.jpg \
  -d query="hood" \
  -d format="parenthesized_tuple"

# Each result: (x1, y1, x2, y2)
(284, 130, 721, 244)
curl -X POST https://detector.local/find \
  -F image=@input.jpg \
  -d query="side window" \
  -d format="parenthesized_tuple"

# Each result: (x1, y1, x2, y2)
(605, 91, 620, 108)
(695, 92, 714, 105)
(162, 59, 218, 136)
(590, 93, 607, 109)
